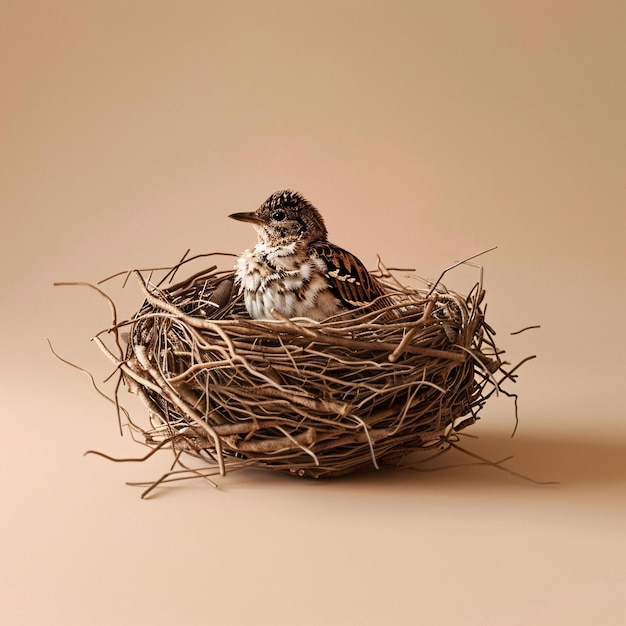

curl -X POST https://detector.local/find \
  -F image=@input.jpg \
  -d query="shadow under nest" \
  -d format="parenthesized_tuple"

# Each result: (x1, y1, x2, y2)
(95, 253, 514, 484)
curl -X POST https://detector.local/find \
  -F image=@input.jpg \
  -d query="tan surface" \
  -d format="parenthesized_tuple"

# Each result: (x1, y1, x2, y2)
(2, 2, 625, 625)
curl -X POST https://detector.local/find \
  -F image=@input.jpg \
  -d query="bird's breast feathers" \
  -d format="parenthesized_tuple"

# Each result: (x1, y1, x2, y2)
(234, 243, 339, 320)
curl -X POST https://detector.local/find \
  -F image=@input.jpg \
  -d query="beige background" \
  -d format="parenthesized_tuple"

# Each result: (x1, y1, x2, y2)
(2, 2, 625, 624)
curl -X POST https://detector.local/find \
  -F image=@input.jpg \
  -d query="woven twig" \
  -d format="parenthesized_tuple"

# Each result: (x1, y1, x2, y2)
(74, 252, 517, 486)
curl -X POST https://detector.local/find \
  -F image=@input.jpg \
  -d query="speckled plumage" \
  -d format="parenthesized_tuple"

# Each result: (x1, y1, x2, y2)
(230, 190, 385, 321)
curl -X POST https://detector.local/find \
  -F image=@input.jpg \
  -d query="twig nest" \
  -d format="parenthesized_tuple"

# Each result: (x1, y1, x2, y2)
(118, 257, 504, 479)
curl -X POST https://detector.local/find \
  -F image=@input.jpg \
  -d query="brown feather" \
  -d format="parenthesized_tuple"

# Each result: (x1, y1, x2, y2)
(308, 241, 385, 308)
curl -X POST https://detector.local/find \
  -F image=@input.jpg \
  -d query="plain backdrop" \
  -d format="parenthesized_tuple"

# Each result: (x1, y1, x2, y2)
(1, 2, 625, 625)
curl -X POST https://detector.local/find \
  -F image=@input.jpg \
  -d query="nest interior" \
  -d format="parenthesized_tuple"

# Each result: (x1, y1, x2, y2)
(92, 254, 509, 481)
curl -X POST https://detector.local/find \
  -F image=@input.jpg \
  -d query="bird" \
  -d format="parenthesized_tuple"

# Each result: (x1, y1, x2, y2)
(229, 190, 387, 321)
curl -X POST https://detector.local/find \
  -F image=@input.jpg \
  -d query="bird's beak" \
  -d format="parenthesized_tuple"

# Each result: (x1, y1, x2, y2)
(229, 211, 263, 224)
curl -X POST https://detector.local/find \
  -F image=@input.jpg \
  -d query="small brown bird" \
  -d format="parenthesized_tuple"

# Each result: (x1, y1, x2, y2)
(229, 190, 386, 321)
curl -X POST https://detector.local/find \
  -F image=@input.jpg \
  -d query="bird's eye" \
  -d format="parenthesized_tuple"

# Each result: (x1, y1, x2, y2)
(272, 210, 286, 222)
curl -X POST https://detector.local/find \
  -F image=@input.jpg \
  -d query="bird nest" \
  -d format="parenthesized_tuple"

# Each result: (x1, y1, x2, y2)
(73, 252, 527, 492)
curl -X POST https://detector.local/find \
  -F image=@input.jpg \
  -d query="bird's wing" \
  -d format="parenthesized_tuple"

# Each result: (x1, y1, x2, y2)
(309, 241, 385, 308)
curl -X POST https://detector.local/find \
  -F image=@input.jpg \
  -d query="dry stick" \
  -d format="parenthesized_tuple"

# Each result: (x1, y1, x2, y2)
(92, 336, 163, 396)
(129, 377, 175, 429)
(348, 413, 380, 470)
(427, 247, 497, 298)
(85, 436, 176, 463)
(47, 339, 129, 437)
(207, 420, 310, 436)
(54, 281, 125, 359)
(375, 257, 415, 283)
(295, 345, 387, 371)
(275, 426, 319, 465)
(112, 373, 129, 437)
(136, 467, 219, 499)
(456, 345, 501, 396)
(269, 309, 465, 362)
(91, 335, 227, 472)
(168, 270, 230, 300)
(388, 296, 438, 363)
(167, 357, 243, 383)
(128, 452, 262, 496)
(146, 450, 221, 493)
(132, 344, 227, 477)
(496, 355, 537, 386)
(97, 252, 237, 285)
(215, 313, 440, 334)
(351, 377, 447, 413)
(265, 306, 439, 333)
(386, 383, 422, 437)
(276, 332, 302, 376)
(222, 428, 316, 454)
(156, 249, 192, 287)
(214, 383, 351, 416)
(510, 325, 541, 335)
(312, 425, 421, 454)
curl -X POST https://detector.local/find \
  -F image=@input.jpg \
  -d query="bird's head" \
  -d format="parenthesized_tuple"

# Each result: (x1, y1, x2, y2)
(229, 190, 328, 247)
